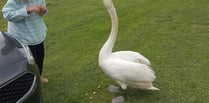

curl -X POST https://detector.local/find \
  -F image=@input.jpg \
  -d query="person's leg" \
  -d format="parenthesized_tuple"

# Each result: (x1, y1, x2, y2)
(29, 42, 48, 83)
(35, 42, 44, 75)
(35, 42, 48, 83)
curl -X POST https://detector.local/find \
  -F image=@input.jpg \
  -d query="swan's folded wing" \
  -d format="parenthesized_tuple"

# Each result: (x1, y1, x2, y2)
(112, 51, 151, 65)
(105, 59, 156, 82)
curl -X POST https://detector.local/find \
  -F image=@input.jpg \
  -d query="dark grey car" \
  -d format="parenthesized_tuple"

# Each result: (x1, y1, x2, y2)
(0, 31, 42, 103)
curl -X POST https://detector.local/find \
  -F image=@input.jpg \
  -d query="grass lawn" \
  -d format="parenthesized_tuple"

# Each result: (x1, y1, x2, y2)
(1, 0, 209, 103)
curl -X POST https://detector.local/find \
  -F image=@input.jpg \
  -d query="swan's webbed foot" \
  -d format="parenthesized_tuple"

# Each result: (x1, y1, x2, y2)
(108, 84, 120, 93)
(108, 84, 126, 103)
(112, 96, 125, 103)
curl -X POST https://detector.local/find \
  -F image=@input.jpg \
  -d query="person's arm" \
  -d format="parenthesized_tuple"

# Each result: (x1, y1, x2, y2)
(2, 0, 30, 22)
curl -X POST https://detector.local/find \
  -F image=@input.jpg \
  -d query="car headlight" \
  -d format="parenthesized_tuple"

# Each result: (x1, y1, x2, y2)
(20, 43, 35, 65)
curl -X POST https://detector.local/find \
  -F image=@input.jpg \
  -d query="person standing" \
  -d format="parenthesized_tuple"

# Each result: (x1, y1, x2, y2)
(2, 0, 49, 83)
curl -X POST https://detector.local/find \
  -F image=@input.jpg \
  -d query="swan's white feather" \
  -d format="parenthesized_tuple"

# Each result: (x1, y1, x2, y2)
(100, 56, 155, 82)
(112, 51, 151, 65)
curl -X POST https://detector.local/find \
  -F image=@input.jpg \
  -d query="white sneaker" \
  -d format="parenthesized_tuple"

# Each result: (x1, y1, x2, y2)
(40, 76, 49, 83)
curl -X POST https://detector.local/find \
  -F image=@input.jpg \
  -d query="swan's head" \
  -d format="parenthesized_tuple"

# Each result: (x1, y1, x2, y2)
(103, 0, 113, 9)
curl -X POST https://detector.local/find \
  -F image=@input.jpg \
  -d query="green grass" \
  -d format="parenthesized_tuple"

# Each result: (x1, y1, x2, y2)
(1, 0, 209, 103)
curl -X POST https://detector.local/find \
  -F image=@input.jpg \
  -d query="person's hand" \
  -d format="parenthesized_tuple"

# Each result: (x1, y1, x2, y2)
(26, 5, 40, 14)
(38, 5, 47, 16)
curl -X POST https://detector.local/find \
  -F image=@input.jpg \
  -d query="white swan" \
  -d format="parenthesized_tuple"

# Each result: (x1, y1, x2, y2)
(99, 0, 159, 90)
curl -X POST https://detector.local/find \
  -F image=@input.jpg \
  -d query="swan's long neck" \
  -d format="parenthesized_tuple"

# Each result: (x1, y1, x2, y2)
(99, 0, 118, 59)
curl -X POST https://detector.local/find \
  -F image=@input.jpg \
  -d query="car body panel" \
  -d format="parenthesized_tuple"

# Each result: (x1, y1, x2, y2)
(0, 31, 42, 103)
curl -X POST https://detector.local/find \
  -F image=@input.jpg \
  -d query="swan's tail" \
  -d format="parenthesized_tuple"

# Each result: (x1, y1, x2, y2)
(147, 86, 160, 90)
